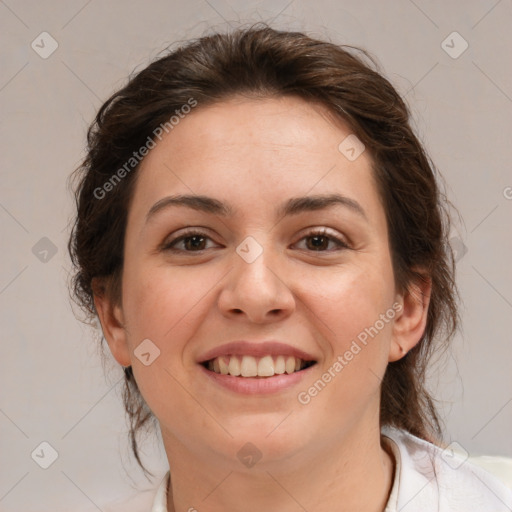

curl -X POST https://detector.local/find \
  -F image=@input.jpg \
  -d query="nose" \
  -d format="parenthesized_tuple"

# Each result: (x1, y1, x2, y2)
(217, 240, 296, 324)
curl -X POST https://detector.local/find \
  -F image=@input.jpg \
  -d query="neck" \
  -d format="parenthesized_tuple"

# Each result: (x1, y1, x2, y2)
(163, 423, 395, 512)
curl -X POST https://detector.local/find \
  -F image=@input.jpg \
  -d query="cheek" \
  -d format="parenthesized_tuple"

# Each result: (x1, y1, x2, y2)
(295, 267, 395, 426)
(122, 262, 216, 343)
(120, 263, 217, 425)
(301, 257, 396, 386)
(308, 261, 394, 339)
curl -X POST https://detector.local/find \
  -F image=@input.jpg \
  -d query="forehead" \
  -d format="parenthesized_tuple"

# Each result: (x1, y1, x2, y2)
(159, 95, 356, 159)
(128, 95, 384, 227)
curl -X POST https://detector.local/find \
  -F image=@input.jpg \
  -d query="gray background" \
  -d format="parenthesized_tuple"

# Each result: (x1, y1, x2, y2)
(1, 0, 511, 510)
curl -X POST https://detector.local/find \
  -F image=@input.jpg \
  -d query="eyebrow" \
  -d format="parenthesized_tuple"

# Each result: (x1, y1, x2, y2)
(145, 193, 368, 224)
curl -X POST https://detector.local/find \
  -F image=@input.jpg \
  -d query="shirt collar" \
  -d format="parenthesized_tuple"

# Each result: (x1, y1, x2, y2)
(150, 471, 169, 512)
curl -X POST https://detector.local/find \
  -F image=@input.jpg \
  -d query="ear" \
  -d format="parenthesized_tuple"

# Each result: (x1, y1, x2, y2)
(92, 277, 131, 367)
(389, 271, 432, 362)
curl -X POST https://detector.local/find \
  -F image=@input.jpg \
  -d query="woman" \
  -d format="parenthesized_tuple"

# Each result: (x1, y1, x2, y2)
(68, 24, 512, 511)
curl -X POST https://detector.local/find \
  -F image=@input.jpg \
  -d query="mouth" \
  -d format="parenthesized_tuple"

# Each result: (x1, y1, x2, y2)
(201, 354, 317, 378)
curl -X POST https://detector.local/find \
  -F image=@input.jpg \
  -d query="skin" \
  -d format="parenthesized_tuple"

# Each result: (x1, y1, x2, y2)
(94, 95, 431, 512)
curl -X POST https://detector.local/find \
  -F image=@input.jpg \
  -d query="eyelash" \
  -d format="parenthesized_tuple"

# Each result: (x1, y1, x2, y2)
(161, 228, 349, 253)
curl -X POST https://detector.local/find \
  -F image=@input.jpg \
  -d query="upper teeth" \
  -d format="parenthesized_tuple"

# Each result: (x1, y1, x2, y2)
(207, 355, 307, 377)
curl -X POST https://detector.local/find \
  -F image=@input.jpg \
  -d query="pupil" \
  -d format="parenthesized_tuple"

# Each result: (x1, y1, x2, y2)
(309, 236, 327, 250)
(187, 236, 205, 250)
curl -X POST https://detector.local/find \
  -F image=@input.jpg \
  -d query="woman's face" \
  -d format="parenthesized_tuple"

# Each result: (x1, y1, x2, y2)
(100, 95, 417, 469)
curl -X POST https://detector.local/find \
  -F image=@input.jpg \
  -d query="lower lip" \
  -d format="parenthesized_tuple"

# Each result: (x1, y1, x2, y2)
(199, 364, 316, 394)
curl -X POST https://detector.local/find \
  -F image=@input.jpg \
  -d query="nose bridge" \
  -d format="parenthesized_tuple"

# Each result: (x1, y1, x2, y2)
(234, 234, 282, 293)
(219, 234, 294, 321)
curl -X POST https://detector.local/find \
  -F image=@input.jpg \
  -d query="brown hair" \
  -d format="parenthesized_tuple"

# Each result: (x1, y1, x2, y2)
(67, 23, 459, 475)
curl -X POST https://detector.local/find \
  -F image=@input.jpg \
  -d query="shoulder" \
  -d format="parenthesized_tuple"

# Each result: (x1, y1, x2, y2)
(95, 472, 169, 512)
(382, 426, 512, 512)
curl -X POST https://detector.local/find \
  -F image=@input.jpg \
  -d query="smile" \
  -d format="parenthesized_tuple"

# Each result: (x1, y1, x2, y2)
(202, 354, 317, 377)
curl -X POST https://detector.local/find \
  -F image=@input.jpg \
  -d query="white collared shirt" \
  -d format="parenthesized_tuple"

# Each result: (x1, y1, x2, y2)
(150, 426, 512, 511)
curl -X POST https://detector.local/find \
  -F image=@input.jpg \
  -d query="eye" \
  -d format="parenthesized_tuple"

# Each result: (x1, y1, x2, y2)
(161, 228, 349, 253)
(162, 230, 219, 252)
(293, 228, 349, 252)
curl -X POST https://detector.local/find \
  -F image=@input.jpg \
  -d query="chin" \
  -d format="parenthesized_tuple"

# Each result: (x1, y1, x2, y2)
(217, 415, 314, 466)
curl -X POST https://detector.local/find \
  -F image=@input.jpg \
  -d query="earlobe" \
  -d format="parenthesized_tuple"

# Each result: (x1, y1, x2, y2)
(92, 278, 131, 367)
(389, 273, 432, 363)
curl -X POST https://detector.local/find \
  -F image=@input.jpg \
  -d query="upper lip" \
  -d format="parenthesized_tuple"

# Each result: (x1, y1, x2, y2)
(197, 341, 317, 364)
